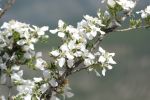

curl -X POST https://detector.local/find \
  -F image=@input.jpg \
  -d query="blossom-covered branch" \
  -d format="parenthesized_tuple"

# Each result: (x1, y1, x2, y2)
(0, 0, 150, 100)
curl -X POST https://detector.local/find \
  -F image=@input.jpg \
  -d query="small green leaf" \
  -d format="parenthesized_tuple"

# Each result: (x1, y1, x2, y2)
(13, 31, 20, 42)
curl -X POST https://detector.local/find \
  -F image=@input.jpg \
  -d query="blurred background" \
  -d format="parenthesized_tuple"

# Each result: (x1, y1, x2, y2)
(0, 0, 150, 100)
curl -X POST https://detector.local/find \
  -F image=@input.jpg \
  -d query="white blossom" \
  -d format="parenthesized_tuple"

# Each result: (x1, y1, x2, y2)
(84, 58, 94, 66)
(32, 25, 49, 36)
(35, 58, 47, 70)
(107, 0, 116, 8)
(57, 57, 65, 67)
(66, 52, 74, 60)
(137, 5, 150, 18)
(60, 43, 69, 52)
(116, 0, 136, 11)
(17, 80, 35, 94)
(94, 46, 116, 76)
(11, 70, 23, 81)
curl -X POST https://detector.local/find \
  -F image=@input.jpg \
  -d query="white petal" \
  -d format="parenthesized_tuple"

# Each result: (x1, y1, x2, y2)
(17, 40, 26, 45)
(24, 52, 32, 59)
(100, 30, 105, 35)
(107, 65, 113, 70)
(33, 77, 43, 82)
(66, 92, 74, 98)
(24, 94, 31, 100)
(84, 58, 92, 66)
(50, 29, 58, 34)
(67, 59, 74, 68)
(68, 40, 75, 50)
(11, 70, 23, 81)
(29, 43, 34, 50)
(35, 58, 46, 70)
(86, 32, 93, 40)
(102, 68, 106, 76)
(22, 45, 30, 51)
(108, 57, 116, 64)
(58, 32, 65, 38)
(66, 52, 74, 60)
(94, 70, 101, 77)
(41, 26, 49, 31)
(30, 38, 38, 43)
(109, 53, 115, 56)
(87, 53, 95, 59)
(98, 56, 106, 63)
(40, 83, 49, 93)
(58, 20, 65, 28)
(50, 50, 60, 57)
(60, 43, 69, 52)
(99, 47, 105, 53)
(1, 22, 9, 29)
(74, 51, 82, 57)
(12, 65, 20, 71)
(18, 70, 23, 77)
(107, 0, 116, 8)
(58, 57, 65, 67)
(91, 31, 97, 37)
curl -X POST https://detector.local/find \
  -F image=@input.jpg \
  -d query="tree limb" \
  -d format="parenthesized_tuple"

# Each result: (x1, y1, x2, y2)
(0, 0, 16, 19)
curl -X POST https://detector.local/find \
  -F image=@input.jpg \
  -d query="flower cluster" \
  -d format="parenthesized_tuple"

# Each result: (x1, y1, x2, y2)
(0, 0, 149, 99)
(89, 47, 116, 76)
(0, 20, 49, 59)
(50, 13, 116, 77)
(0, 20, 49, 99)
(116, 0, 136, 11)
(104, 0, 136, 12)
(0, 1, 123, 99)
(137, 5, 150, 19)
(47, 13, 116, 99)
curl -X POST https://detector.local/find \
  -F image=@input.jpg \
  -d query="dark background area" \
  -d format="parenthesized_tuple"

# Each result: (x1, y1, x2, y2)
(0, 0, 150, 100)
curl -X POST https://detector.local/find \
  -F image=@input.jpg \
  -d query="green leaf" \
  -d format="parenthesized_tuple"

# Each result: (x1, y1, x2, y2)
(13, 31, 20, 42)
(130, 19, 142, 28)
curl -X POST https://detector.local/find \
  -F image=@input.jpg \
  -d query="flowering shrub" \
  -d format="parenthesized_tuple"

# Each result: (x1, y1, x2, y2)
(0, 0, 150, 100)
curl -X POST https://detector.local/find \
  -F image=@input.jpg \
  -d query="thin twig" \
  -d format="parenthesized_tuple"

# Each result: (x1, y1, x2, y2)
(0, 0, 16, 19)
(116, 25, 150, 32)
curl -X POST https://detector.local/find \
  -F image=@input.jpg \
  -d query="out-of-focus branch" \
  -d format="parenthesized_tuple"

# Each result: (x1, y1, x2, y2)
(116, 25, 150, 32)
(0, 0, 16, 19)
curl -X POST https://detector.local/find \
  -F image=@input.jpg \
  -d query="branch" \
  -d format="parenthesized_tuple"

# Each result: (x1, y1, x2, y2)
(41, 15, 150, 100)
(116, 25, 150, 32)
(0, 0, 16, 19)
